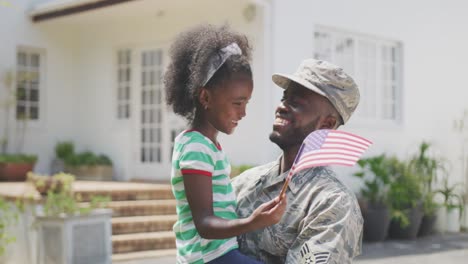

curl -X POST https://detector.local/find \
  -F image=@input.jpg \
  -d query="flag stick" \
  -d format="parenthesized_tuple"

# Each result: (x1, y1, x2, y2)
(279, 144, 305, 199)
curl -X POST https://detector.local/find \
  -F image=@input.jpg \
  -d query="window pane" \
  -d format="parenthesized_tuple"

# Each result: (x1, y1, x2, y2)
(17, 88, 26, 101)
(125, 86, 130, 100)
(125, 104, 130, 118)
(118, 87, 124, 100)
(126, 68, 131, 82)
(141, 71, 146, 86)
(149, 147, 154, 162)
(30, 89, 39, 102)
(141, 147, 146, 162)
(17, 52, 26, 66)
(30, 106, 39, 119)
(126, 50, 131, 64)
(16, 105, 26, 119)
(31, 54, 40, 67)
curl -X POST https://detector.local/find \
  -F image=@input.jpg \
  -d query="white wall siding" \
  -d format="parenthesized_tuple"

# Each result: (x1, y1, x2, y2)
(0, 0, 78, 174)
(271, 0, 468, 190)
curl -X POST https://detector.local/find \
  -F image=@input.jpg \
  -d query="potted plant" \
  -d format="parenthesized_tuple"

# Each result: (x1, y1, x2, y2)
(64, 151, 113, 181)
(409, 142, 441, 236)
(50, 141, 114, 181)
(353, 154, 393, 242)
(0, 154, 37, 181)
(434, 174, 464, 233)
(50, 141, 74, 174)
(387, 158, 424, 240)
(53, 142, 113, 181)
(28, 172, 113, 264)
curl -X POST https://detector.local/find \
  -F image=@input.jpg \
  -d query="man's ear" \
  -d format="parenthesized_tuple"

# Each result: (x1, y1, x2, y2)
(319, 115, 338, 129)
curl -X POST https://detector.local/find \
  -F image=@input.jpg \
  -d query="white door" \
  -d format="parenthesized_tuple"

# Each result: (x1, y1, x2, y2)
(132, 47, 169, 181)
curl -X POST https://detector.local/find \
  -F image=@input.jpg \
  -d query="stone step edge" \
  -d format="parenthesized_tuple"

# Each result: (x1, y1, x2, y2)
(112, 231, 175, 241)
(112, 249, 176, 262)
(112, 214, 178, 224)
(111, 215, 177, 234)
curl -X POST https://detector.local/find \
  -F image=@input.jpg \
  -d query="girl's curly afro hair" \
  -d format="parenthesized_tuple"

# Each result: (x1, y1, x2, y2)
(164, 24, 252, 122)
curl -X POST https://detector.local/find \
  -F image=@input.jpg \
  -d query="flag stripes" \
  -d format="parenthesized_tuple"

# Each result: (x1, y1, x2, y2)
(286, 129, 372, 182)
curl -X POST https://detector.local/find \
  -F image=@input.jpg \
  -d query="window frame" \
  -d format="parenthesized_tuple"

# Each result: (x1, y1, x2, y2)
(15, 46, 46, 129)
(314, 25, 404, 128)
(115, 48, 133, 120)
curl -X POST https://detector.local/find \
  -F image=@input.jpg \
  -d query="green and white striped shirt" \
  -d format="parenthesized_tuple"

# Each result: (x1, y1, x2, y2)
(171, 130, 238, 263)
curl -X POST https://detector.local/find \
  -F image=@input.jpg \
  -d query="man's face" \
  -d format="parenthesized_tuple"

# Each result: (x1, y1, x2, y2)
(269, 83, 332, 150)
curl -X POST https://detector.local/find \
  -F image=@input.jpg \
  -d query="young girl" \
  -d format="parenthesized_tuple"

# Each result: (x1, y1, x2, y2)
(164, 24, 286, 264)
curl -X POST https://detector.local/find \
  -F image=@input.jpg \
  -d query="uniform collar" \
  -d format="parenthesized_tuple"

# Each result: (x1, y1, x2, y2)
(261, 156, 317, 194)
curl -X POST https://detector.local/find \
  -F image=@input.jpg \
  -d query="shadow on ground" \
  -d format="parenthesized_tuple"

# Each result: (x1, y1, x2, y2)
(356, 232, 468, 260)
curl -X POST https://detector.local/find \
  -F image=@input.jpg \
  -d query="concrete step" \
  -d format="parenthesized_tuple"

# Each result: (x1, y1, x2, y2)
(112, 231, 176, 254)
(112, 249, 177, 263)
(100, 199, 177, 217)
(74, 181, 173, 202)
(112, 215, 177, 234)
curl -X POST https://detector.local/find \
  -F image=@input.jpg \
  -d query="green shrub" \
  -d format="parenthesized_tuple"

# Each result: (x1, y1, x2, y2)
(230, 164, 254, 178)
(28, 172, 111, 217)
(0, 154, 37, 164)
(0, 197, 18, 256)
(388, 158, 423, 227)
(55, 141, 74, 160)
(56, 142, 112, 167)
(353, 154, 393, 207)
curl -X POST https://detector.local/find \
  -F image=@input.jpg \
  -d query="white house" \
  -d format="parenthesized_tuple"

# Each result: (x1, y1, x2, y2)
(1, 0, 467, 196)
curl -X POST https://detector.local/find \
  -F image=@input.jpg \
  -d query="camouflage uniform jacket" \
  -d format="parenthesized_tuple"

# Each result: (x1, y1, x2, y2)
(232, 158, 363, 264)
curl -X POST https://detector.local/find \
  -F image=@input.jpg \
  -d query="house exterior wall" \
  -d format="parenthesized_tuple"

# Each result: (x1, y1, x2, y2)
(0, 0, 78, 174)
(269, 0, 468, 190)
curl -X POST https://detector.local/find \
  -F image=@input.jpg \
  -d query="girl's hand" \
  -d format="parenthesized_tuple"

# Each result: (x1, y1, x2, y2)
(248, 195, 287, 229)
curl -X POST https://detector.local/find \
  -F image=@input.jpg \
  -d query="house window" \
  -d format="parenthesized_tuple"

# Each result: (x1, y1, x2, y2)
(16, 49, 42, 120)
(117, 49, 131, 119)
(314, 26, 402, 122)
(140, 49, 163, 163)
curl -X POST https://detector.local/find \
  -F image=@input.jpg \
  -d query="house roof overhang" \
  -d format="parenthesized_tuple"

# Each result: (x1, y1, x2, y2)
(29, 0, 139, 23)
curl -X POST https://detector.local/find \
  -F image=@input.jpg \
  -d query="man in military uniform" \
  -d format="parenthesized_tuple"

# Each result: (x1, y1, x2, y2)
(232, 59, 363, 264)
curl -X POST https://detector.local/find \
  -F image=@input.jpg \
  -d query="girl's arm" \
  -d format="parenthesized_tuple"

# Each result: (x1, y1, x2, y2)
(183, 173, 286, 240)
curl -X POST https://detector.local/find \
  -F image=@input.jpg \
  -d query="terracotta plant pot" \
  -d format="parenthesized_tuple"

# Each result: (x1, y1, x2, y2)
(0, 162, 35, 181)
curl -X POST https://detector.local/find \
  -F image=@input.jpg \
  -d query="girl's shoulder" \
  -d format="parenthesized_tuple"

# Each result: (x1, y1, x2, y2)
(176, 130, 219, 153)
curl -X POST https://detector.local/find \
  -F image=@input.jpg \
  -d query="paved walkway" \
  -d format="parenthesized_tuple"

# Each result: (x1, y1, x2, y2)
(355, 232, 468, 263)
(140, 232, 468, 264)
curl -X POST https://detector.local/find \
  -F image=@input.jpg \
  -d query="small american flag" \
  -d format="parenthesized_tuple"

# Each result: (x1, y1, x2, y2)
(280, 129, 372, 197)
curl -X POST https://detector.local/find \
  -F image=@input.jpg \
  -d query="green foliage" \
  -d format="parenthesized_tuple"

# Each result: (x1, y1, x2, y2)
(353, 155, 392, 206)
(96, 155, 112, 166)
(391, 210, 410, 228)
(408, 142, 444, 215)
(0, 154, 37, 164)
(388, 158, 423, 228)
(230, 164, 254, 178)
(28, 172, 111, 217)
(55, 141, 74, 160)
(55, 142, 112, 167)
(0, 197, 18, 256)
(434, 173, 464, 214)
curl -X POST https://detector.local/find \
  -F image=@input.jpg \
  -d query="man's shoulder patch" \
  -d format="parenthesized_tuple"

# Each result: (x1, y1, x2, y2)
(300, 242, 330, 264)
